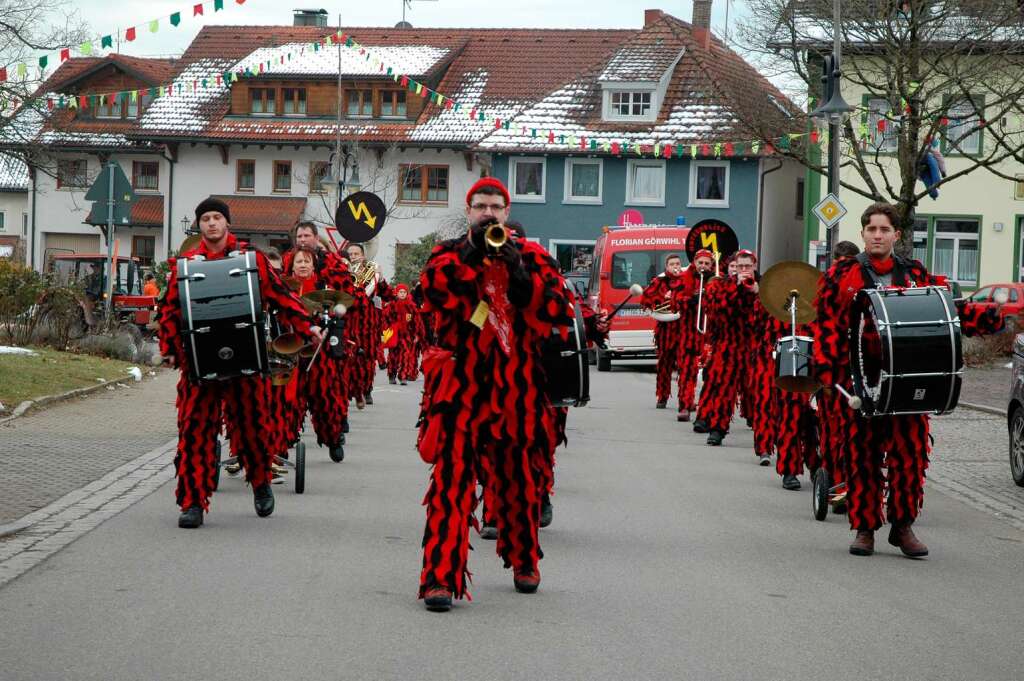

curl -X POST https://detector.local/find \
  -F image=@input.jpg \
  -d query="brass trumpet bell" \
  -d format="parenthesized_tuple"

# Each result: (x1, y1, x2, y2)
(484, 223, 508, 251)
(271, 332, 306, 355)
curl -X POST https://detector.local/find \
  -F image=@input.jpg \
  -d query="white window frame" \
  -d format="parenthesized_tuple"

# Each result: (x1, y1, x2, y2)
(946, 97, 982, 155)
(548, 238, 596, 273)
(625, 159, 666, 207)
(931, 218, 980, 286)
(0, 211, 6, 232)
(603, 88, 657, 123)
(867, 97, 899, 152)
(563, 158, 603, 205)
(688, 160, 730, 209)
(509, 157, 546, 203)
(22, 212, 29, 235)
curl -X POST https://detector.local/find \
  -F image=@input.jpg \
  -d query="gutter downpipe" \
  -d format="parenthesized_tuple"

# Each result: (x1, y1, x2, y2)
(757, 158, 785, 264)
(161, 147, 176, 258)
(29, 165, 37, 269)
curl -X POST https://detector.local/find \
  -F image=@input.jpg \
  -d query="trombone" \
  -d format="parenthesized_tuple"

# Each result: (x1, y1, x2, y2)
(696, 272, 707, 334)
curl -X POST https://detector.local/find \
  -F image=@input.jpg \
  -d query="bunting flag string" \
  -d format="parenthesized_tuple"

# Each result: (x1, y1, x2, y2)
(0, 0, 245, 83)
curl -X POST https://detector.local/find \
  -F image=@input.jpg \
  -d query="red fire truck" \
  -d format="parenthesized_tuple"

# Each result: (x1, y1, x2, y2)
(585, 225, 690, 372)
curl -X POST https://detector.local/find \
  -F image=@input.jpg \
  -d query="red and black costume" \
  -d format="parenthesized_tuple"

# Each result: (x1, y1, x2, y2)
(285, 252, 358, 450)
(764, 316, 819, 478)
(383, 285, 426, 383)
(349, 264, 394, 404)
(694, 275, 757, 439)
(158, 233, 314, 513)
(416, 232, 573, 601)
(641, 268, 687, 408)
(815, 253, 1001, 538)
(672, 253, 714, 416)
(746, 297, 778, 460)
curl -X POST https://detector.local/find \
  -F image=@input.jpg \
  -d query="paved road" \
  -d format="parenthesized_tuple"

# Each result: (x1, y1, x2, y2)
(1, 365, 1021, 681)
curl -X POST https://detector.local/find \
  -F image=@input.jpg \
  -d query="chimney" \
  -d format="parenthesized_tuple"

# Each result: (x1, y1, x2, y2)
(644, 9, 664, 27)
(692, 0, 713, 49)
(293, 9, 328, 27)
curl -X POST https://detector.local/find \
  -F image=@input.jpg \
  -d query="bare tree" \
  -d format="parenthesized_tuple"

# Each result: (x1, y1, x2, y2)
(733, 0, 1024, 250)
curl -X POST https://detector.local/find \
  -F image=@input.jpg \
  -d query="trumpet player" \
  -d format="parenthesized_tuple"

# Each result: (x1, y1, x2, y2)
(641, 253, 688, 412)
(347, 243, 394, 409)
(672, 249, 716, 422)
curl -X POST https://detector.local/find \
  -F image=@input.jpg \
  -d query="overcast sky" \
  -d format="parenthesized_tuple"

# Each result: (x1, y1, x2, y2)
(59, 1, 747, 58)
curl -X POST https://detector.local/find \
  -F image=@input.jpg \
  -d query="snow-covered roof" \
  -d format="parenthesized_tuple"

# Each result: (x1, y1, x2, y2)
(139, 58, 235, 135)
(240, 43, 452, 78)
(0, 154, 29, 191)
(599, 45, 684, 82)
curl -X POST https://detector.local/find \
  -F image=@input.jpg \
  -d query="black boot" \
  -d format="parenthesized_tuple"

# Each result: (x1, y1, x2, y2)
(706, 430, 724, 446)
(253, 484, 275, 518)
(178, 506, 203, 529)
(539, 493, 553, 528)
(342, 417, 350, 434)
(365, 392, 374, 405)
(329, 442, 345, 462)
(389, 375, 397, 385)
(693, 419, 709, 434)
(782, 474, 801, 490)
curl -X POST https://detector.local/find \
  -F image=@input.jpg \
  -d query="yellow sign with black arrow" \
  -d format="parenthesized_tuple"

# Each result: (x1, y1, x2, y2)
(336, 191, 386, 242)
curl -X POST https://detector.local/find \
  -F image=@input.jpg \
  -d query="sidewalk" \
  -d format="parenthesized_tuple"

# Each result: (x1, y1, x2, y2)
(0, 371, 178, 527)
(960, 363, 1010, 412)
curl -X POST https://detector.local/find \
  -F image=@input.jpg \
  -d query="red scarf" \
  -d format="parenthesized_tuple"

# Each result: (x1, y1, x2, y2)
(868, 254, 895, 275)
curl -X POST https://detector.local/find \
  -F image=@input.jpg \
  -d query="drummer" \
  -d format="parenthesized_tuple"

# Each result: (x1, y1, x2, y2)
(157, 198, 321, 528)
(815, 202, 1002, 558)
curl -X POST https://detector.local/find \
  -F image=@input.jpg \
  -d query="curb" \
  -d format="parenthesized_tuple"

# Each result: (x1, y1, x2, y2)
(960, 401, 1005, 417)
(0, 517, 33, 539)
(0, 374, 150, 426)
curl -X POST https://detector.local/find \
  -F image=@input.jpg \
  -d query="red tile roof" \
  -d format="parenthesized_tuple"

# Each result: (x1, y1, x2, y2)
(84, 195, 164, 227)
(207, 195, 307, 234)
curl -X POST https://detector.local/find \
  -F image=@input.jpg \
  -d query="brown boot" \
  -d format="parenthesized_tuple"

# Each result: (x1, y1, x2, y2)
(849, 530, 875, 556)
(888, 522, 929, 558)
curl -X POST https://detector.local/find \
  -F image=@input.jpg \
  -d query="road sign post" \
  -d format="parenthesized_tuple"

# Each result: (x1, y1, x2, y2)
(85, 162, 136, 318)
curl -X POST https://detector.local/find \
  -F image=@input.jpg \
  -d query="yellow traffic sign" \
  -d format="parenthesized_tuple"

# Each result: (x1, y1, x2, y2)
(813, 193, 847, 228)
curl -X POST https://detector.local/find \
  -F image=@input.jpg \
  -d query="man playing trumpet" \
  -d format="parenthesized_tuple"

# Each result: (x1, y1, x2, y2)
(641, 253, 688, 413)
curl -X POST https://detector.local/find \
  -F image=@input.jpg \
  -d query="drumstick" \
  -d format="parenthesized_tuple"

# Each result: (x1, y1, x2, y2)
(833, 384, 862, 410)
(605, 284, 645, 322)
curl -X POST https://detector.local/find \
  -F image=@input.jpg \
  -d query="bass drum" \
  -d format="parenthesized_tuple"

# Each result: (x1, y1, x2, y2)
(177, 251, 269, 382)
(543, 284, 591, 408)
(850, 285, 962, 417)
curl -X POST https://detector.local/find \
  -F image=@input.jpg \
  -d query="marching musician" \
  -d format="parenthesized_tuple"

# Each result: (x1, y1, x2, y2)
(641, 253, 688, 413)
(746, 274, 779, 467)
(672, 249, 716, 423)
(693, 250, 758, 446)
(382, 284, 426, 385)
(284, 245, 356, 462)
(815, 202, 1002, 557)
(416, 177, 574, 612)
(347, 243, 395, 408)
(158, 198, 321, 529)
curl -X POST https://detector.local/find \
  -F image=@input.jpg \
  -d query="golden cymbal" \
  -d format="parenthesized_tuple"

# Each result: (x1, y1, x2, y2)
(758, 261, 822, 324)
(281, 276, 303, 292)
(302, 288, 355, 308)
(177, 234, 201, 255)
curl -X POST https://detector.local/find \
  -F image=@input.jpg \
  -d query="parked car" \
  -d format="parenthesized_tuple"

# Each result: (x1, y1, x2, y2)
(963, 282, 1024, 322)
(1008, 332, 1024, 487)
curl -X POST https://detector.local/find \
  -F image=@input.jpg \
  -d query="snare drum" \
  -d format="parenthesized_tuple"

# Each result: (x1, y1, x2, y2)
(774, 335, 819, 393)
(542, 285, 591, 408)
(177, 251, 269, 382)
(850, 285, 962, 417)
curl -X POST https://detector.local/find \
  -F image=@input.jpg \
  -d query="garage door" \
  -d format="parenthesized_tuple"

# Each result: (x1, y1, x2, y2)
(43, 232, 102, 265)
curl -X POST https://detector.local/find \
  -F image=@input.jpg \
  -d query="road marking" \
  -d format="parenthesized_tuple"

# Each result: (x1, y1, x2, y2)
(0, 439, 176, 589)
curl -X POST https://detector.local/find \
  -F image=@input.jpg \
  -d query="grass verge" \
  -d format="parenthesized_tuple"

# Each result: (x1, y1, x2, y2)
(0, 346, 137, 410)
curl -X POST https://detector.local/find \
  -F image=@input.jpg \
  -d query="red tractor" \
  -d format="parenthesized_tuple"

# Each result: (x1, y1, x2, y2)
(48, 253, 158, 331)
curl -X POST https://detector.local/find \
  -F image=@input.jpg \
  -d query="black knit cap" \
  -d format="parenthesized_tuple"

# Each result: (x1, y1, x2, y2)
(195, 197, 231, 224)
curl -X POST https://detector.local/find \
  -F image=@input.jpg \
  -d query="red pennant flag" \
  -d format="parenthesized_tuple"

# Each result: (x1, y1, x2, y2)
(701, 144, 711, 156)
(125, 27, 136, 42)
(663, 143, 674, 158)
(400, 75, 409, 87)
(581, 137, 588, 150)
(494, 118, 501, 129)
(940, 117, 949, 126)
(0, 67, 6, 82)
(258, 63, 264, 73)
(725, 142, 734, 156)
(420, 87, 428, 99)
(47, 97, 54, 110)
(548, 131, 555, 144)
(765, 143, 775, 155)
(611, 142, 620, 155)
(877, 119, 886, 132)
(193, 3, 203, 15)
(469, 108, 477, 119)
(79, 95, 88, 108)
(61, 48, 71, 62)
(236, 0, 245, 4)
(810, 130, 819, 144)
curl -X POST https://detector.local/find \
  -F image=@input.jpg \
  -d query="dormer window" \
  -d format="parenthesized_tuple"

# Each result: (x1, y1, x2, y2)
(251, 88, 275, 115)
(347, 90, 372, 118)
(283, 88, 307, 115)
(381, 90, 407, 118)
(612, 91, 652, 117)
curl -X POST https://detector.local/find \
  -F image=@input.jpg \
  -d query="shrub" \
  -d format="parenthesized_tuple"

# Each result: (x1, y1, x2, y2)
(0, 260, 45, 345)
(963, 315, 1019, 367)
(73, 327, 142, 362)
(393, 232, 440, 288)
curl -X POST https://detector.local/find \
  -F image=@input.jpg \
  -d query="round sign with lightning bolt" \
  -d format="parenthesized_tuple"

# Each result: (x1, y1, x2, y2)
(335, 191, 387, 242)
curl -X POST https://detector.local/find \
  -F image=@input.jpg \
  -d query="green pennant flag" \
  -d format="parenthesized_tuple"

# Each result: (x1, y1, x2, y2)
(150, 19, 159, 33)
(38, 55, 48, 69)
(148, 87, 156, 97)
(101, 35, 113, 49)
(16, 62, 27, 77)
(80, 41, 93, 55)
(170, 12, 181, 26)
(214, 0, 224, 10)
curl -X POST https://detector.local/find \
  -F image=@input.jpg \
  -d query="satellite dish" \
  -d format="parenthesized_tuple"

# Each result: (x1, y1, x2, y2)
(395, 20, 413, 28)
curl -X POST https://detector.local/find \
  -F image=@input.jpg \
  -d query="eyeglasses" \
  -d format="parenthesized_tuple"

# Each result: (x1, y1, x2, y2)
(470, 203, 507, 211)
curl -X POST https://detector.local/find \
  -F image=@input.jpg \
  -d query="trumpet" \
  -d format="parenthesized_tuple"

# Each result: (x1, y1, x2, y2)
(696, 272, 707, 334)
(484, 223, 508, 251)
(352, 260, 379, 290)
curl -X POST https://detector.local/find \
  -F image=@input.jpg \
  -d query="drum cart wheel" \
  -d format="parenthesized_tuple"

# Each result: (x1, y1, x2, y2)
(212, 440, 222, 492)
(294, 442, 306, 494)
(812, 468, 830, 521)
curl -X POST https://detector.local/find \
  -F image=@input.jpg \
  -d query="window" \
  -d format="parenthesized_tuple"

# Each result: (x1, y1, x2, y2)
(132, 235, 155, 268)
(347, 90, 372, 117)
(689, 161, 729, 208)
(399, 164, 449, 204)
(283, 88, 306, 115)
(0, 212, 5, 231)
(551, 241, 595, 273)
(564, 158, 603, 204)
(126, 92, 152, 119)
(608, 91, 653, 119)
(912, 217, 929, 263)
(381, 90, 407, 118)
(626, 159, 666, 206)
(510, 158, 545, 202)
(96, 96, 123, 119)
(22, 212, 28, 235)
(308, 161, 329, 194)
(968, 286, 992, 302)
(236, 159, 255, 192)
(946, 98, 982, 155)
(611, 250, 661, 289)
(795, 178, 805, 219)
(251, 88, 275, 115)
(1016, 175, 1024, 201)
(932, 218, 979, 285)
(867, 97, 899, 152)
(273, 161, 292, 193)
(57, 159, 88, 188)
(132, 161, 159, 191)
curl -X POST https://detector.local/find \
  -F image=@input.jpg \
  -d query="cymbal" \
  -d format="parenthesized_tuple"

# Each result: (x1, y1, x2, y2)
(759, 261, 822, 324)
(177, 234, 201, 255)
(302, 288, 355, 308)
(281, 276, 303, 292)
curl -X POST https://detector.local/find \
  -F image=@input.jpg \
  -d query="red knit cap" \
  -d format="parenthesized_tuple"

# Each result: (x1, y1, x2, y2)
(466, 177, 511, 207)
(694, 249, 714, 260)
(735, 248, 757, 263)
(395, 283, 410, 295)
